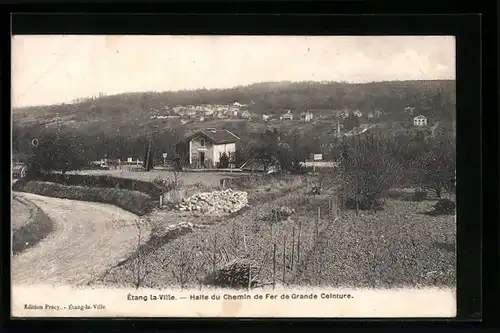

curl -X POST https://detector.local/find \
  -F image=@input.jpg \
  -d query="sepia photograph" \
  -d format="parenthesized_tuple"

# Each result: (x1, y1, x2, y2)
(11, 35, 457, 318)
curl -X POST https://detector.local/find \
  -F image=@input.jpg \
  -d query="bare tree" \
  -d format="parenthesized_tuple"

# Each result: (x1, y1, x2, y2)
(131, 218, 152, 289)
(413, 133, 456, 198)
(338, 134, 403, 214)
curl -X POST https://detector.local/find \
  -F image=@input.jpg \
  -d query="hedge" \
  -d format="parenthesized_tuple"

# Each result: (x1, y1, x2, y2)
(24, 173, 164, 197)
(16, 181, 157, 216)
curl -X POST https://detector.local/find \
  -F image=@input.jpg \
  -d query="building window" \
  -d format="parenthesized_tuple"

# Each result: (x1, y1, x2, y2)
(200, 139, 205, 147)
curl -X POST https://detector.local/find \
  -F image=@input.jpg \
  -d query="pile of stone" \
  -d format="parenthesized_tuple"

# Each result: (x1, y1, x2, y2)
(203, 258, 261, 289)
(176, 189, 248, 214)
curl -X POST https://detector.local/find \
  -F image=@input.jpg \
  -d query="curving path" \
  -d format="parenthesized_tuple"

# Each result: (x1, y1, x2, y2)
(12, 192, 148, 286)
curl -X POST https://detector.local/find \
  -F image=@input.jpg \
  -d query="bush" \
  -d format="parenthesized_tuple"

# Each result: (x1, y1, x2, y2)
(218, 152, 230, 169)
(24, 173, 165, 197)
(345, 197, 384, 211)
(411, 190, 428, 202)
(16, 181, 157, 215)
(429, 199, 456, 215)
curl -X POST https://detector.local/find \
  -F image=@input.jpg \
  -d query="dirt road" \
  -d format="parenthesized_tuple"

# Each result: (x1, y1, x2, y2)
(12, 192, 147, 286)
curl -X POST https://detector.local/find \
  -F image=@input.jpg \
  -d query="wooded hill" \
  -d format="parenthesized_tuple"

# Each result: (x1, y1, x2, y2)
(12, 80, 456, 161)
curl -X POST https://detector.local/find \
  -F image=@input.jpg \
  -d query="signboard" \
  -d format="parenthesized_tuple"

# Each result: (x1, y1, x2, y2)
(313, 154, 323, 161)
(162, 153, 168, 158)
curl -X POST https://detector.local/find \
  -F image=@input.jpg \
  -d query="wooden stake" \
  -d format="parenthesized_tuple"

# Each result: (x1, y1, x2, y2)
(248, 262, 252, 291)
(212, 233, 217, 273)
(272, 243, 277, 290)
(291, 227, 295, 271)
(297, 221, 301, 264)
(282, 234, 286, 284)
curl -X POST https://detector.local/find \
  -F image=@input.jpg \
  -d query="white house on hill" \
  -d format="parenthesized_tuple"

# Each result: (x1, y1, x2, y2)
(413, 115, 428, 127)
(185, 129, 240, 168)
(280, 110, 293, 120)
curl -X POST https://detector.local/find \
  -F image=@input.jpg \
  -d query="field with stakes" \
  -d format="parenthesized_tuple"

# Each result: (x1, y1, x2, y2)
(87, 170, 455, 290)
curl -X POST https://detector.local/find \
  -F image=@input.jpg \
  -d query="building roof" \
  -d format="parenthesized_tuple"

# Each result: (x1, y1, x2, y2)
(185, 129, 240, 144)
(414, 115, 427, 119)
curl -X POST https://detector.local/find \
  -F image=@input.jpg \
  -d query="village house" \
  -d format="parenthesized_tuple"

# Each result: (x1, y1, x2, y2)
(405, 106, 416, 114)
(367, 109, 383, 120)
(413, 115, 428, 127)
(262, 114, 271, 121)
(241, 110, 251, 119)
(280, 110, 293, 121)
(340, 109, 350, 119)
(183, 129, 240, 168)
(300, 111, 314, 122)
(352, 110, 363, 117)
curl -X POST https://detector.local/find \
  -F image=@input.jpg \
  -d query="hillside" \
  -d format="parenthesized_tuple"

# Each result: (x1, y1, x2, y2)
(12, 80, 455, 161)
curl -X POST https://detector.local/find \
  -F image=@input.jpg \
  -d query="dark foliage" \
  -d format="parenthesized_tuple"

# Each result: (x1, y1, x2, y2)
(218, 152, 230, 169)
(143, 142, 155, 171)
(345, 197, 385, 211)
(427, 199, 456, 216)
(26, 132, 87, 176)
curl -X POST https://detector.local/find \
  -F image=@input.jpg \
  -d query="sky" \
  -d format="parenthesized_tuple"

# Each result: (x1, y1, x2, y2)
(12, 35, 455, 108)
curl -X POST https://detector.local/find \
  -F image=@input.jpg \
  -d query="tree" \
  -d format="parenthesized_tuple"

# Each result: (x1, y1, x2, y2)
(412, 132, 455, 198)
(27, 132, 87, 176)
(143, 141, 155, 171)
(343, 114, 360, 131)
(247, 129, 282, 171)
(338, 134, 403, 214)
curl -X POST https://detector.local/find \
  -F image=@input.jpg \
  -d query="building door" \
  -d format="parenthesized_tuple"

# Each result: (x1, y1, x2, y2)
(199, 152, 205, 168)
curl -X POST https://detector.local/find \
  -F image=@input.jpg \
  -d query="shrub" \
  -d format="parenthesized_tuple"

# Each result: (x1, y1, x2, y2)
(218, 152, 230, 169)
(267, 206, 295, 222)
(345, 197, 384, 211)
(411, 190, 428, 202)
(429, 199, 456, 215)
(17, 181, 157, 215)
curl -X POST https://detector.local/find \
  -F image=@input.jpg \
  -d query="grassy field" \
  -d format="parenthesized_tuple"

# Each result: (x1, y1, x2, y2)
(298, 198, 456, 288)
(94, 174, 455, 289)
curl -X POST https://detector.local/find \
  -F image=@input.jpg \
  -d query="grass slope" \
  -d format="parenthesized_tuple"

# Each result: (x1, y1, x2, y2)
(12, 194, 55, 255)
